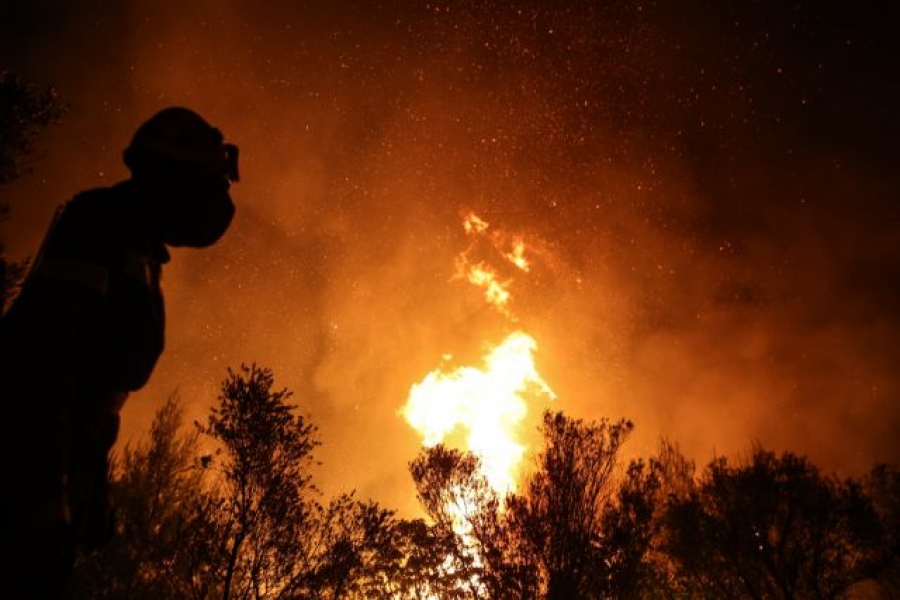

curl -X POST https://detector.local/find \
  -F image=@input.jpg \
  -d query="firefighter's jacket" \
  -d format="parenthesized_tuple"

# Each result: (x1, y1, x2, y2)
(2, 180, 168, 397)
(0, 180, 169, 555)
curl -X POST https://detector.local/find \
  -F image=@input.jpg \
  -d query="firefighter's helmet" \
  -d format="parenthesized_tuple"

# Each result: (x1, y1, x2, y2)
(123, 107, 237, 247)
(123, 106, 239, 182)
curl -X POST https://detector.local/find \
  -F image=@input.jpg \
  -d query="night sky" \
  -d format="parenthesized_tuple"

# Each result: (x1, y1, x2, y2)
(2, 0, 898, 516)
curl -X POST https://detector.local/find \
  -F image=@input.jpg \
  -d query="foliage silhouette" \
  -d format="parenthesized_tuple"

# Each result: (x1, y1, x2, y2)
(68, 395, 205, 599)
(65, 369, 900, 599)
(410, 444, 540, 599)
(662, 446, 894, 598)
(0, 70, 66, 186)
(193, 363, 327, 599)
(506, 411, 634, 599)
(0, 71, 66, 311)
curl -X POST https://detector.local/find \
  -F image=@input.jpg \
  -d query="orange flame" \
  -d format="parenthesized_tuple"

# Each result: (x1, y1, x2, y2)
(463, 212, 490, 235)
(455, 259, 511, 311)
(404, 212, 556, 499)
(402, 211, 556, 596)
(454, 211, 534, 318)
(505, 238, 530, 272)
(402, 331, 556, 495)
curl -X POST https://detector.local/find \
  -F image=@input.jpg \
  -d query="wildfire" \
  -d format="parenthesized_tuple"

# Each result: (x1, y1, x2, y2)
(402, 212, 556, 498)
(453, 211, 534, 318)
(505, 238, 529, 272)
(403, 331, 556, 495)
(457, 259, 511, 310)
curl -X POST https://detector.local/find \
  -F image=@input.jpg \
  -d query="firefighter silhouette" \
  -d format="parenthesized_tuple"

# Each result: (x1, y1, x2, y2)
(0, 106, 238, 596)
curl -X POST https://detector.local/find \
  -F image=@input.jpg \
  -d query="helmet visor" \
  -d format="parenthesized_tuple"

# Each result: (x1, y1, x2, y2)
(220, 143, 240, 182)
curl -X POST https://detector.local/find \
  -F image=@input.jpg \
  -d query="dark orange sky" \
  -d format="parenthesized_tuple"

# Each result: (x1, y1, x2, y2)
(2, 0, 898, 516)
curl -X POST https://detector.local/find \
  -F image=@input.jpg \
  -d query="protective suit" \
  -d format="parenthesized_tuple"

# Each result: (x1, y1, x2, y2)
(0, 106, 237, 596)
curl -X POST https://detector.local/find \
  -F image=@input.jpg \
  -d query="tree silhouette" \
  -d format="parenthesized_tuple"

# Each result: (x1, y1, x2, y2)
(506, 410, 634, 600)
(0, 71, 65, 186)
(60, 368, 900, 598)
(409, 445, 498, 599)
(865, 463, 900, 557)
(380, 516, 473, 600)
(596, 457, 664, 598)
(409, 444, 540, 599)
(0, 71, 66, 311)
(189, 363, 402, 599)
(192, 363, 322, 599)
(66, 365, 429, 599)
(846, 464, 900, 597)
(663, 446, 892, 598)
(68, 395, 207, 599)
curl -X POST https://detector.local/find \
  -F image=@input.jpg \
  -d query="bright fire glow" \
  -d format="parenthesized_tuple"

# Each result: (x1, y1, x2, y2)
(457, 259, 511, 310)
(454, 211, 533, 318)
(463, 212, 489, 235)
(403, 331, 556, 495)
(405, 211, 555, 503)
(505, 238, 529, 272)
(402, 212, 556, 597)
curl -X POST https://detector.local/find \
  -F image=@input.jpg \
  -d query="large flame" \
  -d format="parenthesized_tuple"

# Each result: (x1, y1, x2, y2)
(403, 331, 556, 495)
(403, 212, 556, 498)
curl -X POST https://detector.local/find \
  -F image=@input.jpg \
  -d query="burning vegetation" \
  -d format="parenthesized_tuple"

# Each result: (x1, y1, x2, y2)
(64, 211, 900, 598)
(3, 1, 899, 597)
(403, 212, 556, 499)
(65, 365, 900, 599)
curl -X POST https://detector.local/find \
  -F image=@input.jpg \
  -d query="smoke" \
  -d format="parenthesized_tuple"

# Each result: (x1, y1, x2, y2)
(2, 0, 897, 516)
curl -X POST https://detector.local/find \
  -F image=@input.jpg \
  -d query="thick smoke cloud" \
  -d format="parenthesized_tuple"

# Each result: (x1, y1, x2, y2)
(2, 0, 897, 516)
